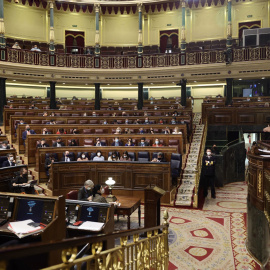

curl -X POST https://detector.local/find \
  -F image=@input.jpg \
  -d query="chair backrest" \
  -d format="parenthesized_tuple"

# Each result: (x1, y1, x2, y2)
(128, 152, 136, 161)
(171, 159, 181, 177)
(79, 120, 88, 124)
(62, 113, 71, 116)
(89, 120, 98, 124)
(67, 120, 76, 124)
(95, 129, 104, 134)
(55, 121, 65, 124)
(84, 139, 93, 146)
(31, 120, 41, 124)
(0, 156, 8, 168)
(66, 190, 78, 200)
(138, 151, 150, 162)
(83, 129, 93, 134)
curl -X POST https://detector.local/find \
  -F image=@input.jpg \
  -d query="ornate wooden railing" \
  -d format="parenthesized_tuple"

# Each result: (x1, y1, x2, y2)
(1, 46, 270, 69)
(0, 211, 169, 270)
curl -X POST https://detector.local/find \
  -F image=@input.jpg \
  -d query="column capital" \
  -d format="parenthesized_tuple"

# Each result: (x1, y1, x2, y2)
(182, 0, 186, 8)
(137, 3, 143, 12)
(94, 4, 100, 13)
(228, 0, 232, 2)
(49, 1, 54, 9)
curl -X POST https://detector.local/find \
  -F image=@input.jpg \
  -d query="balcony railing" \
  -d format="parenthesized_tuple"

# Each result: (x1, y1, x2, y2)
(1, 46, 270, 69)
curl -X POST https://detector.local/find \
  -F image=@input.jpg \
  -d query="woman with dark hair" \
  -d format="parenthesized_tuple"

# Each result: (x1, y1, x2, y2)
(92, 184, 108, 203)
(120, 151, 131, 161)
(108, 151, 119, 161)
(69, 139, 78, 146)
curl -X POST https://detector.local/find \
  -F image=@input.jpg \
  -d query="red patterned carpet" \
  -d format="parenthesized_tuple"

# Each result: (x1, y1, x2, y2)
(115, 182, 261, 270)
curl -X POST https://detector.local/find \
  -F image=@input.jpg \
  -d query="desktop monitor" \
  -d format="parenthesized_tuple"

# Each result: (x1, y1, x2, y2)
(79, 204, 109, 223)
(0, 196, 12, 220)
(15, 198, 55, 224)
(243, 88, 253, 97)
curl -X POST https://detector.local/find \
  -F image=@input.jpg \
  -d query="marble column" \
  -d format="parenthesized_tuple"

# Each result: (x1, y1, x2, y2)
(138, 83, 144, 110)
(181, 0, 186, 53)
(225, 78, 233, 105)
(49, 1, 55, 54)
(226, 0, 232, 63)
(138, 3, 143, 55)
(95, 4, 100, 56)
(95, 83, 101, 110)
(49, 81, 57, 109)
(0, 0, 5, 48)
(180, 79, 187, 107)
(0, 78, 6, 125)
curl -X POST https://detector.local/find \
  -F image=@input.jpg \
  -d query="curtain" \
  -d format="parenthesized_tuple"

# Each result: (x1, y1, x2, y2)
(65, 31, 85, 54)
(238, 21, 261, 40)
(160, 30, 179, 53)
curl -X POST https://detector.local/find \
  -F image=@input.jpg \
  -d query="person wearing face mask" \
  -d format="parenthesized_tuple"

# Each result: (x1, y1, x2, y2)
(61, 151, 74, 162)
(138, 137, 149, 147)
(125, 119, 130, 124)
(138, 128, 145, 134)
(93, 151, 105, 161)
(53, 137, 65, 147)
(149, 128, 155, 134)
(2, 154, 16, 167)
(78, 180, 94, 201)
(22, 125, 36, 146)
(37, 138, 50, 148)
(202, 149, 216, 199)
(69, 139, 78, 147)
(103, 119, 108, 125)
(114, 127, 122, 135)
(144, 118, 150, 124)
(12, 167, 34, 194)
(125, 138, 135, 146)
(120, 151, 131, 161)
(0, 141, 10, 150)
(152, 139, 163, 147)
(111, 137, 123, 146)
(92, 184, 108, 203)
(77, 152, 89, 161)
(108, 151, 120, 161)
(95, 137, 106, 146)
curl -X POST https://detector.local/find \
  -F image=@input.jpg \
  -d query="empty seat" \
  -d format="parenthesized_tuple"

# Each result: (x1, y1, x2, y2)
(95, 129, 104, 134)
(84, 139, 93, 146)
(31, 120, 41, 124)
(42, 120, 48, 124)
(0, 156, 8, 168)
(138, 152, 150, 162)
(171, 153, 182, 178)
(72, 113, 80, 116)
(62, 113, 71, 116)
(89, 120, 98, 124)
(66, 190, 78, 200)
(26, 112, 34, 116)
(67, 120, 76, 124)
(19, 106, 27, 109)
(55, 121, 64, 124)
(168, 139, 179, 152)
(79, 120, 88, 124)
(68, 139, 79, 146)
(83, 129, 93, 134)
(14, 112, 24, 115)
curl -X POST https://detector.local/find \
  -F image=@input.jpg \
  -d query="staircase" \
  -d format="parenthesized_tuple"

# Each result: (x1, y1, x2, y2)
(175, 113, 206, 207)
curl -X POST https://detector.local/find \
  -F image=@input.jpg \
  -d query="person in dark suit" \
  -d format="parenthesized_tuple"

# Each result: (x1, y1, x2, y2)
(0, 141, 10, 149)
(61, 151, 74, 162)
(45, 155, 55, 178)
(2, 154, 16, 167)
(138, 137, 149, 147)
(12, 167, 34, 194)
(52, 137, 65, 147)
(37, 138, 50, 148)
(42, 128, 51, 135)
(95, 137, 106, 146)
(78, 180, 94, 201)
(22, 125, 36, 146)
(202, 149, 216, 199)
(111, 137, 123, 146)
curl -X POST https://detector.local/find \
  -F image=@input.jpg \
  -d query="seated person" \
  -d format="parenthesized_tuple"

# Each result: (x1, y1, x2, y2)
(77, 152, 88, 161)
(108, 151, 120, 161)
(53, 137, 65, 147)
(152, 139, 163, 147)
(172, 111, 178, 117)
(124, 128, 131, 134)
(0, 141, 10, 149)
(71, 128, 79, 134)
(61, 151, 74, 162)
(138, 137, 149, 147)
(149, 128, 155, 134)
(172, 127, 182, 134)
(93, 150, 105, 161)
(95, 137, 106, 146)
(30, 45, 41, 52)
(2, 154, 16, 167)
(171, 117, 177, 124)
(83, 112, 88, 117)
(56, 128, 66, 135)
(158, 119, 164, 124)
(92, 184, 107, 203)
(134, 105, 138, 110)
(151, 152, 165, 162)
(69, 139, 78, 146)
(78, 180, 94, 201)
(122, 111, 127, 116)
(12, 42, 21, 49)
(50, 112, 55, 117)
(42, 128, 51, 135)
(92, 111, 97, 117)
(138, 128, 145, 134)
(144, 117, 150, 124)
(118, 106, 122, 111)
(102, 119, 108, 125)
(12, 168, 35, 194)
(120, 151, 131, 161)
(111, 137, 123, 146)
(22, 125, 36, 146)
(45, 155, 55, 178)
(125, 118, 130, 124)
(133, 119, 141, 124)
(72, 96, 78, 100)
(47, 119, 56, 125)
(125, 138, 135, 146)
(163, 127, 171, 134)
(37, 138, 50, 148)
(43, 111, 48, 117)
(144, 112, 149, 116)
(114, 127, 122, 135)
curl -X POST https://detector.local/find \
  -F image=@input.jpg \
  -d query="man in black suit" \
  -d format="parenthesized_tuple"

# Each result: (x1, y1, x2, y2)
(45, 155, 55, 178)
(52, 137, 65, 147)
(202, 149, 216, 199)
(138, 137, 149, 147)
(111, 137, 123, 146)
(2, 154, 16, 167)
(95, 137, 106, 146)
(22, 125, 36, 146)
(0, 141, 10, 149)
(37, 138, 50, 148)
(61, 151, 74, 162)
(78, 180, 94, 201)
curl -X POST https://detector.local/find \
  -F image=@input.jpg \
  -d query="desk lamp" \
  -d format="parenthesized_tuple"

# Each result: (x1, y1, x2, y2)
(105, 177, 117, 202)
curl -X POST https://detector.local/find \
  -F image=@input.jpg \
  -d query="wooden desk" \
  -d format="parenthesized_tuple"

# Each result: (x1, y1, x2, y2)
(115, 196, 141, 230)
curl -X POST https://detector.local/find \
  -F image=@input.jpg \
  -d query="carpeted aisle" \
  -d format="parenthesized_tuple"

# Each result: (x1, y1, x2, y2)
(115, 181, 260, 270)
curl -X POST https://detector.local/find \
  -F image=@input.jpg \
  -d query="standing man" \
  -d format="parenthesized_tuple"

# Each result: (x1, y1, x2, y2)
(22, 125, 36, 146)
(78, 180, 94, 201)
(202, 149, 216, 199)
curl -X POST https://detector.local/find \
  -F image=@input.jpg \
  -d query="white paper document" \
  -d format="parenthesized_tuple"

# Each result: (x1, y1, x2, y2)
(258, 149, 270, 153)
(8, 219, 41, 234)
(78, 221, 104, 231)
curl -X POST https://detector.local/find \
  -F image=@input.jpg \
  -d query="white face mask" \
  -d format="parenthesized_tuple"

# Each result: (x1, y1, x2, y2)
(81, 155, 85, 159)
(155, 141, 159, 144)
(101, 188, 105, 194)
(207, 152, 211, 156)
(9, 157, 14, 161)
(2, 145, 6, 149)
(86, 187, 91, 190)
(123, 155, 127, 158)
(97, 153, 101, 157)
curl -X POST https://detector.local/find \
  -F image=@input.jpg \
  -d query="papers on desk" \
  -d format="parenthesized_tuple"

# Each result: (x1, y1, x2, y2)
(78, 221, 104, 231)
(260, 155, 270, 157)
(8, 219, 44, 238)
(258, 149, 270, 153)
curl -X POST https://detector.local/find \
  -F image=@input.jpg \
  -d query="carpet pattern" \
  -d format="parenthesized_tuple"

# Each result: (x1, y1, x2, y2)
(114, 181, 260, 270)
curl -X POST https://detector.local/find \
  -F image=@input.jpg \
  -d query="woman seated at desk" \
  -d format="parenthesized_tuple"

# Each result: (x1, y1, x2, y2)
(12, 168, 35, 194)
(92, 185, 108, 204)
